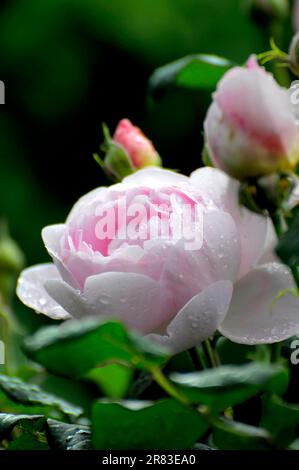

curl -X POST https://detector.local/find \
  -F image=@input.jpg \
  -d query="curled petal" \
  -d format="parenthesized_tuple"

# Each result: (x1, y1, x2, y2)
(16, 264, 70, 320)
(146, 281, 233, 354)
(44, 279, 85, 319)
(42, 224, 81, 289)
(219, 262, 299, 344)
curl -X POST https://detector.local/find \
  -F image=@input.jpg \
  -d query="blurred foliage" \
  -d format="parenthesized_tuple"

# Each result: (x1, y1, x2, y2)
(0, 317, 297, 450)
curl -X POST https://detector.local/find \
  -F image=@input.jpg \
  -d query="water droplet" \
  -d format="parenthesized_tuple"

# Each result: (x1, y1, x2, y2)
(100, 294, 110, 305)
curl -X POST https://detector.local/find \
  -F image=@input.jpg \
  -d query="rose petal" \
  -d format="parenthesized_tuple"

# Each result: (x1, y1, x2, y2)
(161, 210, 240, 311)
(42, 224, 81, 289)
(44, 278, 85, 319)
(146, 280, 233, 354)
(204, 101, 282, 178)
(16, 264, 70, 320)
(123, 167, 189, 187)
(83, 272, 175, 334)
(216, 66, 297, 155)
(190, 167, 268, 277)
(66, 187, 107, 223)
(219, 262, 299, 344)
(288, 179, 299, 210)
(44, 271, 175, 333)
(258, 219, 278, 264)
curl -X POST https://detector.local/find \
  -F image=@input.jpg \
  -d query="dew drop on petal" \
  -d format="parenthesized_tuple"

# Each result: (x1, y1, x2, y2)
(99, 294, 111, 305)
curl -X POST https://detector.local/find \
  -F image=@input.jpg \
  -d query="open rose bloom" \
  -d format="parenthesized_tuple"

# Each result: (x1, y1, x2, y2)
(17, 167, 299, 354)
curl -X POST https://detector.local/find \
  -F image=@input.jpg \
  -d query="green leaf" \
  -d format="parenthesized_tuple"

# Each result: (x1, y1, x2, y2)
(212, 418, 271, 450)
(0, 413, 91, 450)
(6, 415, 49, 450)
(0, 374, 83, 421)
(0, 414, 49, 450)
(92, 398, 208, 450)
(0, 413, 45, 439)
(47, 419, 91, 450)
(85, 364, 133, 399)
(193, 443, 215, 450)
(34, 373, 98, 416)
(261, 396, 299, 447)
(289, 437, 299, 450)
(148, 54, 232, 99)
(170, 363, 288, 410)
(216, 337, 253, 365)
(24, 318, 169, 378)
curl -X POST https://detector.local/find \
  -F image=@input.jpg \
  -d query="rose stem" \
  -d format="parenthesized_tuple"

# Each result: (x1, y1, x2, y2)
(202, 339, 218, 368)
(188, 346, 207, 370)
(150, 367, 189, 405)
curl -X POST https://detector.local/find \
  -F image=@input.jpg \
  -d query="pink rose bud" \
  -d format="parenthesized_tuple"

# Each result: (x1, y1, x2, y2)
(113, 119, 161, 169)
(204, 56, 299, 180)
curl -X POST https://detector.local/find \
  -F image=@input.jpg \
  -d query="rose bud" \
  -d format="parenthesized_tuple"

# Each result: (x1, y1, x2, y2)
(96, 119, 161, 181)
(204, 56, 299, 180)
(113, 119, 161, 169)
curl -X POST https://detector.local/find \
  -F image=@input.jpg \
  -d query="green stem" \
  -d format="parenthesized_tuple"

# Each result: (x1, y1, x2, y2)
(151, 367, 189, 405)
(188, 346, 206, 370)
(202, 339, 218, 368)
(270, 342, 282, 364)
(271, 210, 284, 238)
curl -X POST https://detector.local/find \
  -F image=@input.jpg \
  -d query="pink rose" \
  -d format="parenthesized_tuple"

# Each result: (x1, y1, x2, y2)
(17, 168, 299, 353)
(204, 57, 299, 180)
(113, 119, 161, 169)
